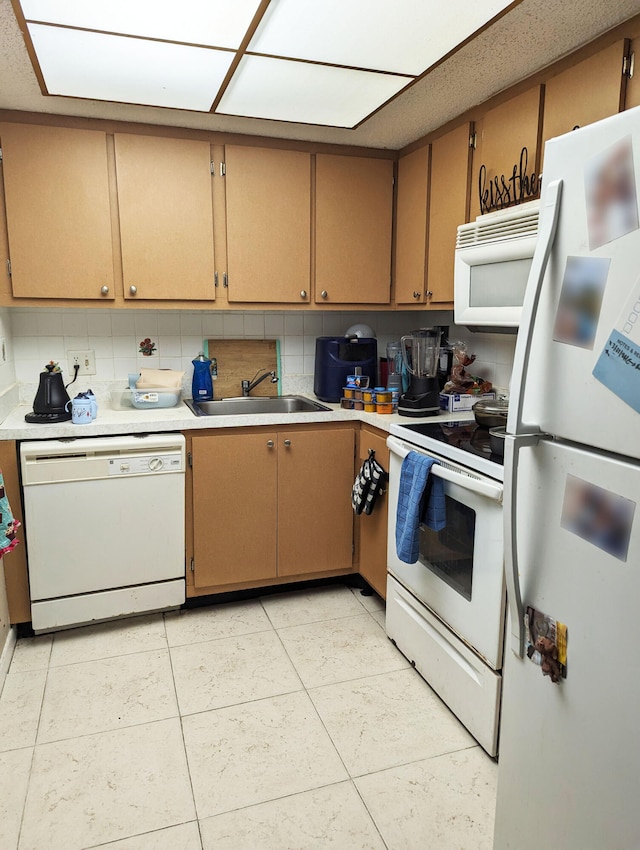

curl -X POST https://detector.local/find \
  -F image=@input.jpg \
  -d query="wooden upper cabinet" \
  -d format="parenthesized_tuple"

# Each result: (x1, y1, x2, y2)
(0, 123, 115, 300)
(470, 86, 543, 220)
(225, 145, 312, 304)
(315, 154, 393, 304)
(626, 38, 640, 109)
(426, 122, 472, 307)
(394, 146, 429, 305)
(0, 159, 11, 301)
(542, 40, 627, 162)
(114, 133, 216, 301)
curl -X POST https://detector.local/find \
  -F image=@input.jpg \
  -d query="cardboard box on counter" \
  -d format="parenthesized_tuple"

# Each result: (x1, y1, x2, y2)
(439, 391, 496, 412)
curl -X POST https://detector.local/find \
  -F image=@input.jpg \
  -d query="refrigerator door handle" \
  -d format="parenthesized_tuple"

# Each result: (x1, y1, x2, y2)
(508, 179, 563, 436)
(504, 432, 549, 657)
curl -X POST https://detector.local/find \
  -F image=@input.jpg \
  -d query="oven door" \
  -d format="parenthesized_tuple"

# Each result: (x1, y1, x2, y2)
(386, 435, 505, 669)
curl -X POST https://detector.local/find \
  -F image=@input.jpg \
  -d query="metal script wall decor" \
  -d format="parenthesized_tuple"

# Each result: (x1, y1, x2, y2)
(478, 146, 540, 214)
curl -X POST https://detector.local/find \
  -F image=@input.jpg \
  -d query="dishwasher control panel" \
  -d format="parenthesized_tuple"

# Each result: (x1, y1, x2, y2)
(108, 453, 183, 476)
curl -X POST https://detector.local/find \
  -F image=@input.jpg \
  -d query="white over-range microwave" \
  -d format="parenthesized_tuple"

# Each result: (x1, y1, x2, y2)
(454, 198, 539, 331)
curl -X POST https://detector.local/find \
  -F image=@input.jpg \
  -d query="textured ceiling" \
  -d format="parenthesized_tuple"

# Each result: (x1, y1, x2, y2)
(1, 0, 640, 150)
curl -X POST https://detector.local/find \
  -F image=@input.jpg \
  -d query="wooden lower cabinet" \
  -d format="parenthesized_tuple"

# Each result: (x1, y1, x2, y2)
(277, 428, 354, 576)
(191, 431, 278, 588)
(0, 441, 30, 624)
(355, 426, 390, 599)
(189, 425, 355, 592)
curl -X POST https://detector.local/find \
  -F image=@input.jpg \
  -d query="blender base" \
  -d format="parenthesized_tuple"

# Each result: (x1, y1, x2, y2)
(397, 379, 440, 417)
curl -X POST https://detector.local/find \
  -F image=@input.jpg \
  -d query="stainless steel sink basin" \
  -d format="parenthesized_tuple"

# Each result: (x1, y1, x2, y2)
(185, 395, 332, 417)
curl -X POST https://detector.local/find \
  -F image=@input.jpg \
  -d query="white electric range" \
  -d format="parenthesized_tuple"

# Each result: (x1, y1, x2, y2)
(385, 418, 505, 757)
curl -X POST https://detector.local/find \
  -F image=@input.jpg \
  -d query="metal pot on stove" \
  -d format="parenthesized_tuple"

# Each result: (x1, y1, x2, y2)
(473, 397, 509, 428)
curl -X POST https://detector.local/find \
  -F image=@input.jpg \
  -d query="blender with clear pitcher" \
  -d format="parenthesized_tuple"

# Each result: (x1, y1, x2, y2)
(398, 327, 442, 416)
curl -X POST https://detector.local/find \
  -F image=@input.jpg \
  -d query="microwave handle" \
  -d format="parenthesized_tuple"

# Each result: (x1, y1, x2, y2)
(386, 436, 503, 502)
(507, 179, 563, 436)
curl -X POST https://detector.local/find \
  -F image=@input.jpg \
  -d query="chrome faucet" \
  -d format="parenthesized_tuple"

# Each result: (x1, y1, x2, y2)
(241, 369, 279, 397)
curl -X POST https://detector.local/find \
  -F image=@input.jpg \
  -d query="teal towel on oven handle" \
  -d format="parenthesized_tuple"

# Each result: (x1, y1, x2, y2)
(395, 451, 446, 564)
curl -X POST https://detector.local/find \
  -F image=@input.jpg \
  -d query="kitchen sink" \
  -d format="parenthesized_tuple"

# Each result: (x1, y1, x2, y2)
(185, 395, 332, 417)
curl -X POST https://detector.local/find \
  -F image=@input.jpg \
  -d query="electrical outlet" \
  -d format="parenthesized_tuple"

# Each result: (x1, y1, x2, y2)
(68, 349, 96, 376)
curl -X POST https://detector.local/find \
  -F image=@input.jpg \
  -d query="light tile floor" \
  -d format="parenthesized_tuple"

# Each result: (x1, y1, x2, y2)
(0, 584, 497, 850)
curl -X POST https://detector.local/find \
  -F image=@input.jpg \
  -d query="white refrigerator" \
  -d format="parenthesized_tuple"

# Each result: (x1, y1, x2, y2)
(495, 106, 640, 850)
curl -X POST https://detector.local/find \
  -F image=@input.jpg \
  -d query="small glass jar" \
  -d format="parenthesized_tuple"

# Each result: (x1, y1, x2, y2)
(343, 387, 354, 399)
(376, 401, 393, 414)
(375, 388, 392, 404)
(364, 401, 376, 412)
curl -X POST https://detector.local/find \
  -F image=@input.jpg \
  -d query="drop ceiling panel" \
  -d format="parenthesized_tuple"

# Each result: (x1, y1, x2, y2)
(28, 24, 234, 110)
(21, 0, 262, 49)
(217, 55, 412, 127)
(249, 0, 516, 75)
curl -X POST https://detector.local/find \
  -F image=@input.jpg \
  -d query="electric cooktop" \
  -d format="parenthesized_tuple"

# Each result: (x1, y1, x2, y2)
(390, 419, 504, 481)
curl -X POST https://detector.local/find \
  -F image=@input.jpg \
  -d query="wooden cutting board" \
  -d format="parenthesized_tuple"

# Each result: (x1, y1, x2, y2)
(204, 339, 280, 398)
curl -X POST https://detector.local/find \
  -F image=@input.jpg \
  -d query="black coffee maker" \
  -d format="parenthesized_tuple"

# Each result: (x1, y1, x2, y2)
(25, 363, 72, 423)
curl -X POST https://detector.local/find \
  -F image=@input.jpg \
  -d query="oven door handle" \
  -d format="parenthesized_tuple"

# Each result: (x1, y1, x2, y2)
(387, 436, 503, 503)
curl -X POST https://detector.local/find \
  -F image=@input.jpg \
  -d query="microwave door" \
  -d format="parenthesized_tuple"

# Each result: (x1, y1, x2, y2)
(454, 200, 539, 329)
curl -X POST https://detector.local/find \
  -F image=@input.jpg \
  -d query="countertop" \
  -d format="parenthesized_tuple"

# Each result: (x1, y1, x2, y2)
(0, 396, 474, 441)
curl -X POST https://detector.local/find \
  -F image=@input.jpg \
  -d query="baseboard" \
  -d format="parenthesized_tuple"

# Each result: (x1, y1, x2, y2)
(0, 626, 17, 698)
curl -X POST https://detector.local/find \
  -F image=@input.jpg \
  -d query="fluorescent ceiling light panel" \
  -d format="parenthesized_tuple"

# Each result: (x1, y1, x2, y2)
(28, 24, 234, 111)
(217, 55, 411, 127)
(21, 0, 262, 49)
(249, 0, 516, 75)
(15, 0, 520, 125)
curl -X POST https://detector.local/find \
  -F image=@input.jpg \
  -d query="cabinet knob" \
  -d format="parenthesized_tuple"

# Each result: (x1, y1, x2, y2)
(426, 290, 433, 298)
(100, 285, 109, 296)
(300, 290, 307, 299)
(283, 439, 292, 447)
(129, 285, 138, 296)
(266, 440, 274, 448)
(320, 290, 328, 299)
(413, 291, 421, 299)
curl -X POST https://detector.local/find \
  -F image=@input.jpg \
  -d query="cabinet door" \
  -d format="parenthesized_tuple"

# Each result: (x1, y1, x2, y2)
(394, 146, 429, 305)
(356, 427, 389, 599)
(315, 154, 393, 304)
(225, 145, 311, 304)
(114, 134, 216, 301)
(278, 428, 355, 576)
(626, 38, 640, 109)
(0, 123, 115, 300)
(0, 441, 29, 623)
(542, 41, 627, 162)
(191, 432, 278, 588)
(426, 123, 472, 307)
(470, 86, 543, 220)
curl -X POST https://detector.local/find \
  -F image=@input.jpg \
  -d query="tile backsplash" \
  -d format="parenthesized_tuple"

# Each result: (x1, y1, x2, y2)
(6, 307, 516, 401)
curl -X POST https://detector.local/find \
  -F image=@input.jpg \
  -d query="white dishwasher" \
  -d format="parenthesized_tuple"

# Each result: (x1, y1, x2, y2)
(20, 433, 186, 633)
